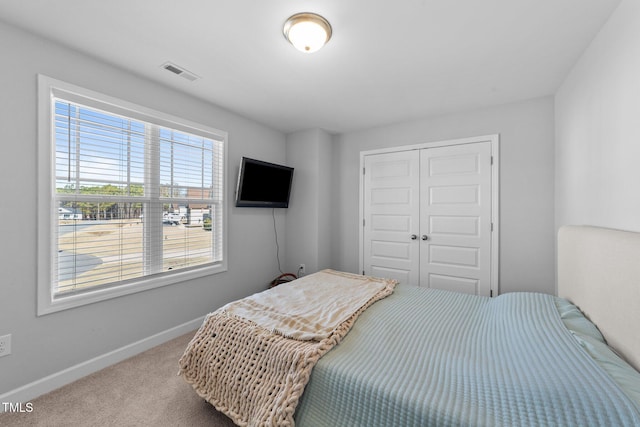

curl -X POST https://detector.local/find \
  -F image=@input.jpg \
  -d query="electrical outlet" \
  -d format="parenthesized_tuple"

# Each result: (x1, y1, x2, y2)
(298, 264, 306, 276)
(0, 334, 11, 357)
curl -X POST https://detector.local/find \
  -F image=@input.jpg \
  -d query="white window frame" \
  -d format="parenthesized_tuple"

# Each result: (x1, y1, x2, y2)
(37, 75, 228, 315)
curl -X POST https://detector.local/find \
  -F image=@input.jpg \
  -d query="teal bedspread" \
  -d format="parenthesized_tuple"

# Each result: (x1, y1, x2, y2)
(295, 286, 640, 426)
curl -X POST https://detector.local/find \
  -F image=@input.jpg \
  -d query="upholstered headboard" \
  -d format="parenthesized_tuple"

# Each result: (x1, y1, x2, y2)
(558, 225, 640, 371)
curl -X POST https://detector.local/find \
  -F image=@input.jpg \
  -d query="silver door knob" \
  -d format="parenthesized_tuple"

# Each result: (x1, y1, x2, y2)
(421, 235, 428, 240)
(410, 234, 418, 240)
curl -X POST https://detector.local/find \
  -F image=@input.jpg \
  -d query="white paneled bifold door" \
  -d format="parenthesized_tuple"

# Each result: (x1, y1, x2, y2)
(362, 138, 497, 296)
(363, 150, 421, 286)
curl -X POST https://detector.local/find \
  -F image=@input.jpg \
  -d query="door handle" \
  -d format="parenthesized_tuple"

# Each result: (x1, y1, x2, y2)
(410, 234, 418, 240)
(421, 235, 428, 241)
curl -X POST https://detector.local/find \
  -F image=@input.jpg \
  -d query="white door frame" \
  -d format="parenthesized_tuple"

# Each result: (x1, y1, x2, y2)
(359, 134, 500, 296)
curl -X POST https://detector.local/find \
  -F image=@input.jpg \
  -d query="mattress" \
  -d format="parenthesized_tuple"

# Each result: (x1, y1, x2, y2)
(179, 270, 397, 426)
(294, 285, 640, 426)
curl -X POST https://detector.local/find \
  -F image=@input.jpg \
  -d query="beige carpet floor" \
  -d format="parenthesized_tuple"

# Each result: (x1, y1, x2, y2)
(0, 332, 237, 426)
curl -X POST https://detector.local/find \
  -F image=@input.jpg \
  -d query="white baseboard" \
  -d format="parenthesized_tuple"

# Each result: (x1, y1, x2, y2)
(0, 316, 204, 408)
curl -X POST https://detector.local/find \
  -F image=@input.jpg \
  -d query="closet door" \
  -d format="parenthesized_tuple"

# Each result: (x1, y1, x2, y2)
(363, 150, 420, 285)
(419, 142, 492, 296)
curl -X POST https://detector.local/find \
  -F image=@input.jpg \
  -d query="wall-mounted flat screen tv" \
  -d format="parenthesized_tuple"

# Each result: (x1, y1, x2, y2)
(235, 157, 294, 208)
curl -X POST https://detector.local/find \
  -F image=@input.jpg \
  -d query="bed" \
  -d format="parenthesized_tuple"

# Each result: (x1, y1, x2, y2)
(179, 225, 640, 426)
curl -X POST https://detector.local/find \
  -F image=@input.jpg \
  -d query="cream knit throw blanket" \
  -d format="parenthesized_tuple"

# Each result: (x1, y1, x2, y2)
(179, 270, 397, 427)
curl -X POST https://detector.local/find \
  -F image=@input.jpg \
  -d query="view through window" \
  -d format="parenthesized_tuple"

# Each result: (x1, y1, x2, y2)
(38, 76, 227, 314)
(54, 101, 224, 295)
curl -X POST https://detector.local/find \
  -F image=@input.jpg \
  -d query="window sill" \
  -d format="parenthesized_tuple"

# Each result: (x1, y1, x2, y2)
(37, 262, 226, 316)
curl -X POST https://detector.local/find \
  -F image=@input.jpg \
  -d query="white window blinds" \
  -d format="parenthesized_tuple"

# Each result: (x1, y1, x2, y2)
(51, 95, 225, 298)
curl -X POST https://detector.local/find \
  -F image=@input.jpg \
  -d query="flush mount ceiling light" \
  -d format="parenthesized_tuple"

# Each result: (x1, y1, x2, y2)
(283, 12, 332, 53)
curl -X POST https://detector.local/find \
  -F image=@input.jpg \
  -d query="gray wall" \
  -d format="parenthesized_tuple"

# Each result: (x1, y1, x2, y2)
(0, 21, 287, 395)
(330, 97, 557, 295)
(285, 129, 333, 275)
(555, 0, 640, 232)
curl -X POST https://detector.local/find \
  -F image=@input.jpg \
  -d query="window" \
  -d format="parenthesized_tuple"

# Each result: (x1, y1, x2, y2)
(37, 75, 227, 315)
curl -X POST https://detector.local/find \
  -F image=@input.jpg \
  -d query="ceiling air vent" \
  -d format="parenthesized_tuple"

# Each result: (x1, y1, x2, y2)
(161, 62, 200, 82)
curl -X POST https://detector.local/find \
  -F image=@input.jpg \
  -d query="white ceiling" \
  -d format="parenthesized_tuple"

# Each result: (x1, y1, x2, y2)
(0, 0, 621, 134)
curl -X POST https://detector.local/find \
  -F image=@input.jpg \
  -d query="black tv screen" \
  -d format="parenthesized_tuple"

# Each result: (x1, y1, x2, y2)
(235, 157, 294, 208)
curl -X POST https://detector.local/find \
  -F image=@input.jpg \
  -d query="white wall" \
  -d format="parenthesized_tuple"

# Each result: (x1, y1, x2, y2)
(0, 21, 287, 396)
(285, 129, 333, 275)
(330, 97, 556, 295)
(555, 0, 640, 232)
